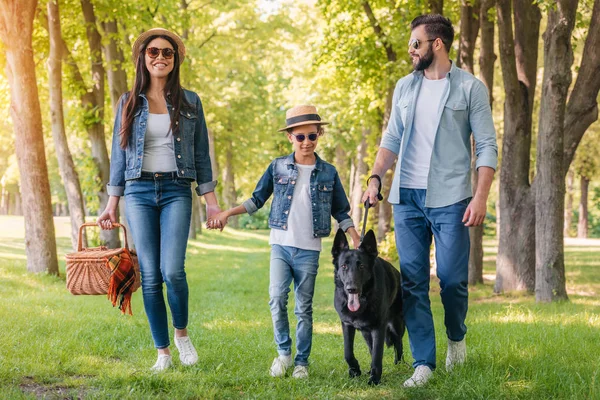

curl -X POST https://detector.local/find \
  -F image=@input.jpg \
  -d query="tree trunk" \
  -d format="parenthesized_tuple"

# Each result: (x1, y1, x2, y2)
(429, 0, 443, 14)
(101, 19, 128, 111)
(350, 135, 368, 229)
(563, 0, 600, 174)
(494, 0, 540, 293)
(578, 176, 589, 238)
(222, 142, 237, 228)
(564, 168, 574, 237)
(457, 0, 480, 73)
(0, 0, 59, 275)
(80, 0, 119, 248)
(376, 86, 395, 242)
(47, 0, 87, 251)
(535, 0, 576, 303)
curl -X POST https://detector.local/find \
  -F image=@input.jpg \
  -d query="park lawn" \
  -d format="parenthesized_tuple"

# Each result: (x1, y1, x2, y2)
(0, 216, 599, 399)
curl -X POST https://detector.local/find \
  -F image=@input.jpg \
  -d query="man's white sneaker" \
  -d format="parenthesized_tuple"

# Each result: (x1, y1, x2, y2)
(174, 336, 198, 366)
(292, 365, 309, 379)
(269, 355, 293, 377)
(151, 354, 173, 372)
(403, 365, 433, 387)
(445, 338, 466, 371)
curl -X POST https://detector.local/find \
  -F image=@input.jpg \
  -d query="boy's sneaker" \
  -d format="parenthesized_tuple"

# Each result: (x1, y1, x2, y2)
(151, 354, 173, 372)
(403, 365, 433, 387)
(174, 336, 198, 366)
(292, 365, 309, 379)
(445, 338, 466, 371)
(269, 355, 293, 377)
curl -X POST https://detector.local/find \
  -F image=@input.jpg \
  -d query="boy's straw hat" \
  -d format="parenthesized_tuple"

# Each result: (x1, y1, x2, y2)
(278, 105, 330, 132)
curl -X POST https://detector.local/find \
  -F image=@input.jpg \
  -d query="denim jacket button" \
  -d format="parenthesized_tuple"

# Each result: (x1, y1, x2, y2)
(181, 170, 184, 174)
(176, 121, 179, 125)
(284, 210, 288, 214)
(177, 155, 182, 159)
(291, 181, 295, 184)
(283, 225, 287, 229)
(287, 195, 292, 199)
(176, 137, 181, 142)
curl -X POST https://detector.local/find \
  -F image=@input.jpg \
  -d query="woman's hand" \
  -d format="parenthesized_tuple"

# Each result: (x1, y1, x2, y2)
(97, 196, 120, 230)
(207, 211, 228, 231)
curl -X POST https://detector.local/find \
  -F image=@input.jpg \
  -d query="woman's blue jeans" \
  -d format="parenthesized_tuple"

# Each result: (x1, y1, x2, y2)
(269, 245, 320, 366)
(393, 188, 470, 370)
(125, 175, 192, 349)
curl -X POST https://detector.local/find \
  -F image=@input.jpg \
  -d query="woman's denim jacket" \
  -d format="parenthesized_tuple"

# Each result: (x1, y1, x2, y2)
(242, 153, 354, 238)
(107, 89, 217, 197)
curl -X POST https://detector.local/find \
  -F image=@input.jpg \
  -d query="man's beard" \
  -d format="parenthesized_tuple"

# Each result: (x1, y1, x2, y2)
(413, 46, 434, 71)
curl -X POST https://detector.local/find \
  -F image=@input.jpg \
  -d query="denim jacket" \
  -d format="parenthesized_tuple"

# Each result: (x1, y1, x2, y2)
(380, 61, 498, 207)
(242, 153, 354, 238)
(107, 89, 217, 197)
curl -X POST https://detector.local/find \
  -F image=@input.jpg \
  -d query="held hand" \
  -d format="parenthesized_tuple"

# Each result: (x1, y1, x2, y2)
(361, 181, 380, 207)
(350, 230, 361, 249)
(206, 211, 228, 232)
(97, 207, 118, 230)
(462, 196, 487, 227)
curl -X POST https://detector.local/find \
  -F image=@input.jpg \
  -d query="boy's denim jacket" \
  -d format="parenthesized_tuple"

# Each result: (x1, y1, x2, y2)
(242, 153, 354, 238)
(107, 89, 217, 197)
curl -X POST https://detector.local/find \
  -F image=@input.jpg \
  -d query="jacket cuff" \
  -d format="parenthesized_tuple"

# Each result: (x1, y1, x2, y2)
(107, 184, 124, 197)
(339, 218, 354, 233)
(243, 198, 258, 215)
(475, 154, 497, 171)
(195, 180, 218, 196)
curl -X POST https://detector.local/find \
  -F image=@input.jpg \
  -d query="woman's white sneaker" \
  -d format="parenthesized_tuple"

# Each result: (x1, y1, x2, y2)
(403, 365, 433, 387)
(269, 355, 293, 377)
(174, 336, 198, 366)
(151, 354, 173, 372)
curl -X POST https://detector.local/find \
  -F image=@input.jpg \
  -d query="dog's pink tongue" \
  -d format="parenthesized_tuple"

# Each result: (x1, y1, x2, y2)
(348, 294, 360, 312)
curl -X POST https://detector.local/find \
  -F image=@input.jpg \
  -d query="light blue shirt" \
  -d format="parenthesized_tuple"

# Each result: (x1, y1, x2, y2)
(380, 61, 498, 208)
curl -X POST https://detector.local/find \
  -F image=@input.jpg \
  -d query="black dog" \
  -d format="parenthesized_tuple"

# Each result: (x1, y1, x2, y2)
(332, 228, 405, 385)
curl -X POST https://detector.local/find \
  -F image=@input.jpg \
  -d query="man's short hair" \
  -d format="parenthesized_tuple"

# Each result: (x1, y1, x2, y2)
(411, 14, 454, 53)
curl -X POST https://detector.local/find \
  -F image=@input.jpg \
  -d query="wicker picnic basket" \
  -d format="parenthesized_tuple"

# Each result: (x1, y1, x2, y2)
(65, 223, 141, 295)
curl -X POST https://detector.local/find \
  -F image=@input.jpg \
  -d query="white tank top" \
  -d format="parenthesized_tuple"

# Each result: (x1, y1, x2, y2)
(141, 113, 178, 172)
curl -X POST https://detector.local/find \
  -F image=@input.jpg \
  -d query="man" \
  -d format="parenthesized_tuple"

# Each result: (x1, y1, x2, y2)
(362, 14, 497, 387)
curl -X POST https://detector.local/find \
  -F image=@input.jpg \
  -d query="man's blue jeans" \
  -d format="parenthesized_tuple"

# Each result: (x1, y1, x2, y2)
(269, 245, 320, 366)
(125, 176, 192, 349)
(393, 188, 470, 370)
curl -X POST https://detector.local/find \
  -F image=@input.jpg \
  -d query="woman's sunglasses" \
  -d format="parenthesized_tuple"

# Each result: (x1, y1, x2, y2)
(290, 132, 319, 142)
(408, 38, 436, 50)
(146, 47, 175, 59)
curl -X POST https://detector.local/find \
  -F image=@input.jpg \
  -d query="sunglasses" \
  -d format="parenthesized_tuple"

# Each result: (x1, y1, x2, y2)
(408, 38, 436, 50)
(146, 47, 175, 59)
(290, 132, 319, 142)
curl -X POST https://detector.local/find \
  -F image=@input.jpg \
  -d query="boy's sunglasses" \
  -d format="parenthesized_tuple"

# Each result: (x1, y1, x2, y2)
(146, 47, 175, 59)
(290, 132, 319, 142)
(408, 38, 436, 50)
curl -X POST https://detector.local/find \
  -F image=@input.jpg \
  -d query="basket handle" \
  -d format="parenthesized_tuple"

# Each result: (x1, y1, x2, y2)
(78, 222, 129, 252)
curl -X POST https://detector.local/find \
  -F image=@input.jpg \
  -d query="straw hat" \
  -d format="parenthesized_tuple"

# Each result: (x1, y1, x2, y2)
(278, 105, 330, 132)
(132, 28, 186, 65)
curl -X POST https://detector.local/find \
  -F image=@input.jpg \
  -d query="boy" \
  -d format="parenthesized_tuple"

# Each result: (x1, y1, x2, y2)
(209, 105, 360, 378)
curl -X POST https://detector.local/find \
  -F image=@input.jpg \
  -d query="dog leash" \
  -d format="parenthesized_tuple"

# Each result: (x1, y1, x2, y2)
(360, 175, 384, 241)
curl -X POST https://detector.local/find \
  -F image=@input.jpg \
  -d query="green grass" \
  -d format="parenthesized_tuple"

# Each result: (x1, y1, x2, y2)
(0, 216, 599, 399)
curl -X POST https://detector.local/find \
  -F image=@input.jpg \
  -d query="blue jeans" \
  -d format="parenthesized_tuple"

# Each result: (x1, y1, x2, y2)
(393, 188, 470, 370)
(269, 245, 320, 366)
(124, 175, 192, 349)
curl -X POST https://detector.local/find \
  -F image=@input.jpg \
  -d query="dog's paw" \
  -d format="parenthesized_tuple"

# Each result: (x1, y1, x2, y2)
(348, 367, 361, 378)
(367, 375, 381, 386)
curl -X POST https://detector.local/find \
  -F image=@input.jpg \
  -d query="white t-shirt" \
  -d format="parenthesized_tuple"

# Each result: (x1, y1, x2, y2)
(400, 76, 448, 188)
(142, 113, 178, 172)
(270, 163, 321, 251)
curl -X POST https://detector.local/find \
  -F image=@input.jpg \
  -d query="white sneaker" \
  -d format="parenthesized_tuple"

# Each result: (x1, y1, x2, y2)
(269, 355, 293, 377)
(174, 336, 198, 366)
(151, 354, 173, 372)
(292, 365, 309, 379)
(446, 338, 466, 371)
(403, 365, 433, 387)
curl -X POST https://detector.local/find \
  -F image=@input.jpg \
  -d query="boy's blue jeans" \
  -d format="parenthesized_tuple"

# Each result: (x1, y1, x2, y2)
(393, 188, 470, 370)
(269, 245, 320, 366)
(125, 176, 192, 349)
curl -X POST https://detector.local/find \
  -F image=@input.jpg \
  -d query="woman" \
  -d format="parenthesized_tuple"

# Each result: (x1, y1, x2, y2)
(97, 28, 222, 371)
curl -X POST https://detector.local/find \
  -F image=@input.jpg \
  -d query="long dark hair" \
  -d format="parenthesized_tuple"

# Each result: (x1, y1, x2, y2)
(119, 35, 191, 149)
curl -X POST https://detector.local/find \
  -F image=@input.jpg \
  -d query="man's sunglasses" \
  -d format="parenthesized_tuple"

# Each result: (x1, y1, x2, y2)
(146, 47, 175, 59)
(408, 38, 436, 50)
(290, 132, 319, 142)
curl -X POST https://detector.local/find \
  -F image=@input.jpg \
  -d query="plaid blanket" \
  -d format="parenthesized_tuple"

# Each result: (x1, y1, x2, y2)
(106, 249, 136, 315)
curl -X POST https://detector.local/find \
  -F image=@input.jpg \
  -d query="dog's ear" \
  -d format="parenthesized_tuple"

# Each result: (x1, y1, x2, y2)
(332, 228, 349, 263)
(359, 229, 378, 257)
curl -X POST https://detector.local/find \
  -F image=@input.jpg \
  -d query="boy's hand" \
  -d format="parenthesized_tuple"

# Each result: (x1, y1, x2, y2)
(207, 211, 228, 231)
(347, 227, 361, 249)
